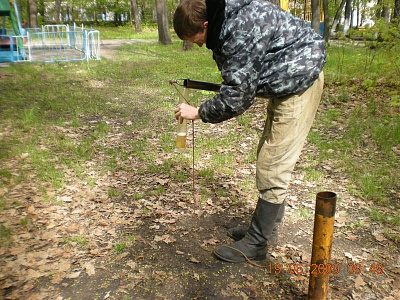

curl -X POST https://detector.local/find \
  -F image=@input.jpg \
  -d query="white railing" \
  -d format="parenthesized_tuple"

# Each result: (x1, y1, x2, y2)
(0, 24, 101, 63)
(86, 30, 100, 61)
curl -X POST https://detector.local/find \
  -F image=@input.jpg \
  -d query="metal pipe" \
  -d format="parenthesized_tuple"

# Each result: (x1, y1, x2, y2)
(307, 191, 337, 300)
(183, 79, 269, 99)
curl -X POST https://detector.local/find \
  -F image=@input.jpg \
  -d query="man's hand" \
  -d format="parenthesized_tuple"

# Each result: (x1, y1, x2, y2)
(174, 103, 200, 122)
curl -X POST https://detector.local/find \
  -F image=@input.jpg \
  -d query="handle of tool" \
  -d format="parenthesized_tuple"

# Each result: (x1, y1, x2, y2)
(183, 79, 268, 99)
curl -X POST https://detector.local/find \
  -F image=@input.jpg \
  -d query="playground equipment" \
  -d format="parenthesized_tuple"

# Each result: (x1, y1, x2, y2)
(0, 0, 100, 63)
(0, 0, 27, 62)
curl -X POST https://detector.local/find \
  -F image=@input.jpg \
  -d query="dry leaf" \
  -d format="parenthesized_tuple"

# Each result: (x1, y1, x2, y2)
(50, 273, 65, 284)
(127, 261, 137, 270)
(240, 291, 249, 300)
(85, 263, 95, 276)
(66, 224, 79, 233)
(344, 252, 353, 260)
(20, 153, 29, 159)
(90, 249, 99, 255)
(354, 275, 366, 288)
(373, 233, 387, 242)
(187, 257, 201, 264)
(58, 196, 73, 202)
(193, 272, 200, 281)
(241, 274, 254, 281)
(66, 271, 81, 279)
(26, 269, 45, 279)
(154, 235, 176, 244)
(202, 238, 219, 246)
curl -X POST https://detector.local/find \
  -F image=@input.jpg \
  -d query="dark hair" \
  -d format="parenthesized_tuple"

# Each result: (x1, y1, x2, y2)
(173, 0, 207, 39)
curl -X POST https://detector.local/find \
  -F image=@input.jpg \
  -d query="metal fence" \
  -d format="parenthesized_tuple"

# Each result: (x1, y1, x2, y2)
(0, 24, 100, 63)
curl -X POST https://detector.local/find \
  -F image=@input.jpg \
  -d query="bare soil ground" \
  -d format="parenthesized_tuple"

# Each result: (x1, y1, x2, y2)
(0, 40, 399, 300)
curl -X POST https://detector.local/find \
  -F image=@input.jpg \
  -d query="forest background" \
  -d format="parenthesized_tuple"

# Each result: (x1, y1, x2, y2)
(14, 0, 400, 44)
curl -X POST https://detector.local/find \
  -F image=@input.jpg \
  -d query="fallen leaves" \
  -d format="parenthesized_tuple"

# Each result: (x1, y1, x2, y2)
(84, 262, 96, 276)
(153, 234, 176, 244)
(354, 275, 367, 288)
(187, 257, 201, 264)
(0, 85, 399, 300)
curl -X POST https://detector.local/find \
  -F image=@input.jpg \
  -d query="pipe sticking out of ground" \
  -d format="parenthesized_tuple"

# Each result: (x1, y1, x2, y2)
(307, 191, 337, 300)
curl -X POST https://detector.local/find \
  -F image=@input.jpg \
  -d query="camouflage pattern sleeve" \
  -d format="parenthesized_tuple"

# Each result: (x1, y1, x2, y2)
(199, 30, 263, 123)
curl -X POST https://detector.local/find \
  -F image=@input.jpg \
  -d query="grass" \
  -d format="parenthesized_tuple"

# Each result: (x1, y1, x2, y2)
(0, 224, 12, 246)
(97, 25, 161, 40)
(0, 28, 399, 233)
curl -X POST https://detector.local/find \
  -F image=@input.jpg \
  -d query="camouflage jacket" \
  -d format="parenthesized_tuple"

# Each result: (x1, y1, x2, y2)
(199, 0, 326, 123)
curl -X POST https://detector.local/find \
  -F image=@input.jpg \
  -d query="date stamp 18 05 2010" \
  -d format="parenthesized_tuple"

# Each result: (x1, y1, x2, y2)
(265, 263, 385, 275)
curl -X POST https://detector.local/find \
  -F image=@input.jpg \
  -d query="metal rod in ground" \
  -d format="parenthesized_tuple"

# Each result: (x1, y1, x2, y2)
(307, 191, 337, 300)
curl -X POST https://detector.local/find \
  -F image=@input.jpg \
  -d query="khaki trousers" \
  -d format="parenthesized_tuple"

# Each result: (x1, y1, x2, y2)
(256, 72, 324, 204)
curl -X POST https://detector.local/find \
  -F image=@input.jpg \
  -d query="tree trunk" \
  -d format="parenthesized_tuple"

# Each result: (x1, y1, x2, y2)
(182, 41, 193, 50)
(131, 0, 142, 32)
(37, 0, 44, 17)
(343, 0, 352, 35)
(177, 0, 192, 50)
(382, 4, 390, 23)
(375, 0, 382, 18)
(330, 0, 346, 35)
(323, 0, 330, 42)
(53, 0, 61, 23)
(394, 0, 400, 20)
(311, 0, 321, 34)
(27, 0, 38, 28)
(155, 0, 172, 45)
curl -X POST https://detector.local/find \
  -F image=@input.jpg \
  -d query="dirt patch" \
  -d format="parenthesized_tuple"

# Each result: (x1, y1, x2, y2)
(100, 39, 154, 60)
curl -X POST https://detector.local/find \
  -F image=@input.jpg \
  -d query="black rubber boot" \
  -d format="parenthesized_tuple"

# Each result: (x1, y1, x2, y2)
(213, 199, 283, 263)
(227, 201, 285, 246)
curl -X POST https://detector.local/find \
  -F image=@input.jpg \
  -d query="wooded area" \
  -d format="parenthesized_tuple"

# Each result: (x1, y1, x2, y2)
(13, 0, 400, 44)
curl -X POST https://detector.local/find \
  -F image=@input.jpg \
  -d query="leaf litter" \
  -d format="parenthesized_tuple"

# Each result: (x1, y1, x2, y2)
(0, 58, 399, 299)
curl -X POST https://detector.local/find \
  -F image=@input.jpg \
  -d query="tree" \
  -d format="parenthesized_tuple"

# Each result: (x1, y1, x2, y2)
(155, 0, 172, 45)
(130, 0, 142, 32)
(382, 2, 391, 23)
(322, 0, 330, 42)
(343, 0, 352, 34)
(53, 0, 61, 23)
(311, 0, 321, 34)
(27, 0, 38, 28)
(330, 0, 346, 35)
(37, 0, 44, 23)
(395, 0, 400, 20)
(177, 0, 192, 50)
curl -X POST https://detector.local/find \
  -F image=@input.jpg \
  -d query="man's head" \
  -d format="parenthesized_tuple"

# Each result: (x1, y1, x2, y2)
(173, 0, 208, 46)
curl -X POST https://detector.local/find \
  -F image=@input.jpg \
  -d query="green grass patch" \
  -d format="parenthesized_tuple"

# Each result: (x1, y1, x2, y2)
(0, 224, 12, 246)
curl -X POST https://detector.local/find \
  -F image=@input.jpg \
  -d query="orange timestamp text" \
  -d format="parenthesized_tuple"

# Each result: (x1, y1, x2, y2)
(266, 263, 385, 275)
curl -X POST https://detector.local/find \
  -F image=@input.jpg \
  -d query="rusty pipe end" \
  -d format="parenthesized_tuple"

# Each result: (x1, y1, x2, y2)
(315, 191, 337, 218)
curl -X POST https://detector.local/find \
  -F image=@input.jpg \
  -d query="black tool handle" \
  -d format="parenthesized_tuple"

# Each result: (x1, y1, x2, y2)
(183, 79, 268, 98)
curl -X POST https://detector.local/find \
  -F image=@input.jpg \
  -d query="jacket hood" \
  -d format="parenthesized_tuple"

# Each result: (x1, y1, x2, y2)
(224, 0, 252, 18)
(206, 0, 225, 50)
(206, 0, 254, 50)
